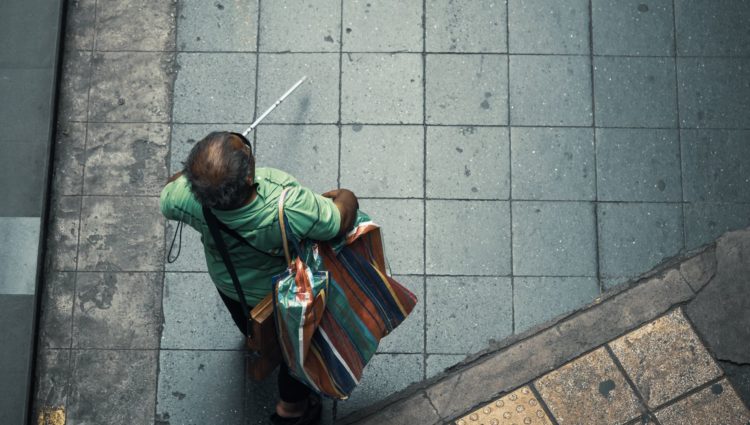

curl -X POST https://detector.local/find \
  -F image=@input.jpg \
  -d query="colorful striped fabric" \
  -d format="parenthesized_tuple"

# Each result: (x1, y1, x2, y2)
(273, 210, 418, 400)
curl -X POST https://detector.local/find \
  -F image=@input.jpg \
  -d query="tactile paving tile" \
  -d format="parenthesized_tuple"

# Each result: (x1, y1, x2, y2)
(37, 407, 65, 425)
(455, 386, 551, 425)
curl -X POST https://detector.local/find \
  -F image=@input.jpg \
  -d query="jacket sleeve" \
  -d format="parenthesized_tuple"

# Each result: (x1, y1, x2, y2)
(159, 175, 201, 226)
(283, 185, 342, 241)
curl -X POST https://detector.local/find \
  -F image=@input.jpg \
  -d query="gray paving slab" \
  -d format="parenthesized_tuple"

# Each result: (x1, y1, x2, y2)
(514, 276, 599, 333)
(340, 125, 423, 197)
(508, 0, 589, 54)
(681, 130, 750, 203)
(343, 0, 423, 52)
(33, 349, 70, 412)
(259, 0, 340, 52)
(57, 50, 91, 123)
(45, 196, 81, 272)
(426, 200, 511, 275)
(0, 295, 34, 425)
(255, 124, 339, 193)
(426, 354, 466, 378)
(170, 123, 248, 174)
(78, 196, 164, 271)
(426, 0, 506, 53)
(686, 228, 750, 364)
(593, 56, 677, 128)
(338, 354, 424, 416)
(341, 53, 423, 124)
(511, 127, 595, 201)
(592, 0, 674, 56)
(257, 54, 339, 124)
(512, 201, 597, 276)
(674, 0, 750, 56)
(0, 0, 60, 67)
(377, 275, 424, 353)
(719, 362, 750, 408)
(38, 272, 74, 350)
(165, 221, 209, 272)
(677, 58, 750, 129)
(177, 0, 258, 52)
(0, 67, 54, 143)
(62, 0, 96, 51)
(509, 55, 592, 126)
(426, 276, 512, 353)
(426, 126, 509, 200)
(173, 53, 255, 123)
(426, 54, 508, 125)
(357, 199, 424, 275)
(679, 247, 717, 293)
(156, 350, 245, 425)
(88, 52, 173, 123)
(596, 128, 682, 202)
(72, 272, 163, 349)
(0, 140, 47, 217)
(598, 202, 684, 281)
(0, 217, 40, 295)
(68, 349, 157, 425)
(243, 369, 279, 425)
(83, 123, 169, 196)
(684, 203, 750, 250)
(52, 122, 85, 196)
(94, 0, 175, 51)
(162, 272, 242, 350)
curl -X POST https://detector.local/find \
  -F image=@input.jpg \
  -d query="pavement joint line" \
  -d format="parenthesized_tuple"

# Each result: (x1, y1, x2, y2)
(153, 0, 178, 420)
(603, 343, 660, 424)
(337, 0, 344, 190)
(167, 49, 750, 59)
(82, 120, 750, 131)
(421, 0, 428, 381)
(251, 0, 262, 156)
(70, 0, 100, 354)
(671, 0, 688, 252)
(506, 0, 516, 334)
(588, 0, 604, 295)
(650, 375, 728, 414)
(528, 382, 561, 425)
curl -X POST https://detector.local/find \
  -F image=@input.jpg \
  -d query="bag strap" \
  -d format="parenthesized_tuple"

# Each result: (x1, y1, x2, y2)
(203, 206, 252, 337)
(278, 188, 293, 267)
(215, 217, 283, 259)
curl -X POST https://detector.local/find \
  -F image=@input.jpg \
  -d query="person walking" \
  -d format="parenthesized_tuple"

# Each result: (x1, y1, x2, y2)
(160, 131, 358, 425)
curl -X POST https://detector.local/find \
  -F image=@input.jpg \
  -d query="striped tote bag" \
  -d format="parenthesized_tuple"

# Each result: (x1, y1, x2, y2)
(273, 190, 418, 400)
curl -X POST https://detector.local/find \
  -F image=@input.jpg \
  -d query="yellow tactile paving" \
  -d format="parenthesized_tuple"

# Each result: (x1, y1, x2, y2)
(609, 308, 722, 408)
(655, 379, 750, 425)
(37, 407, 65, 425)
(455, 386, 551, 425)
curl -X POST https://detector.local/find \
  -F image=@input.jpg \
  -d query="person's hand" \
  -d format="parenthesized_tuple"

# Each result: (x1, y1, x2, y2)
(322, 188, 359, 236)
(321, 189, 340, 199)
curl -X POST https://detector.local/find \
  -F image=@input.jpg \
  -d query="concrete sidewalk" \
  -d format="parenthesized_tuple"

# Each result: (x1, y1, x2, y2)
(33, 0, 750, 424)
(345, 227, 750, 424)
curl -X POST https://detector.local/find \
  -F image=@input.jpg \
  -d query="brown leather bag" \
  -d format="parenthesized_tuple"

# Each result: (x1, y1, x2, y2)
(245, 293, 281, 381)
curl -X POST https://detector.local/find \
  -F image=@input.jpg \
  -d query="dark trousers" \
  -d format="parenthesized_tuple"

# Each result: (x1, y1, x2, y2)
(217, 290, 311, 403)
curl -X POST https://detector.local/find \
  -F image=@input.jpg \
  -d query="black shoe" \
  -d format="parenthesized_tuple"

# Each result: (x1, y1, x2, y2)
(269, 396, 322, 425)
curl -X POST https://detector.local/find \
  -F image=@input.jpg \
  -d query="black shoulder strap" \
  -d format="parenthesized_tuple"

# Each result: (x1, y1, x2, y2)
(213, 217, 282, 259)
(203, 206, 251, 337)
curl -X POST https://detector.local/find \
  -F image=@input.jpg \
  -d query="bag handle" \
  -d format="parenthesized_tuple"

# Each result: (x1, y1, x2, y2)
(203, 206, 252, 338)
(278, 188, 293, 267)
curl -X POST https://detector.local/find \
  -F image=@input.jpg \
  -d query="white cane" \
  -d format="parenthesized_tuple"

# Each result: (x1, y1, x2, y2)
(242, 76, 308, 137)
